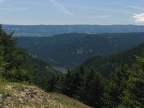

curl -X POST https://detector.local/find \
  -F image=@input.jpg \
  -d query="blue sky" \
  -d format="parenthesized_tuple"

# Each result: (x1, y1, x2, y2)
(0, 0, 144, 25)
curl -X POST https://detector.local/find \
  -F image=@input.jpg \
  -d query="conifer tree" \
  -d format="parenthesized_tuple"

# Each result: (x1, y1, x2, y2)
(103, 56, 144, 108)
(77, 69, 104, 107)
(0, 25, 35, 82)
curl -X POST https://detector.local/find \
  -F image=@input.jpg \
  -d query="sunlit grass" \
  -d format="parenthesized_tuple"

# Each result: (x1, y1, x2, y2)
(50, 93, 90, 108)
(0, 77, 90, 108)
(0, 77, 8, 94)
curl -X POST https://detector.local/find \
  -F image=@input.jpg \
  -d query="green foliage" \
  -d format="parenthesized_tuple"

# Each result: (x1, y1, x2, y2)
(54, 66, 105, 107)
(82, 42, 144, 77)
(77, 69, 105, 107)
(0, 25, 36, 83)
(103, 56, 144, 108)
(28, 54, 59, 76)
(60, 66, 85, 97)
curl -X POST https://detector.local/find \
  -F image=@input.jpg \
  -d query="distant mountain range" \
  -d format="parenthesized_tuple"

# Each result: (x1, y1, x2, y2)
(17, 32, 144, 70)
(3, 25, 144, 37)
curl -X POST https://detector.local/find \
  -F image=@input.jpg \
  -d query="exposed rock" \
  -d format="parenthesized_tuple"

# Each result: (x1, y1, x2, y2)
(0, 84, 90, 108)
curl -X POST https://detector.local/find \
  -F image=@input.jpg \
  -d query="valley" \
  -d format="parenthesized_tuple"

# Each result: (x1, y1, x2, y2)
(1, 24, 144, 108)
(17, 32, 144, 71)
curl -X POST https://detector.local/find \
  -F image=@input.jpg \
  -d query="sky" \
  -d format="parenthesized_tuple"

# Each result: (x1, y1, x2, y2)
(0, 0, 144, 25)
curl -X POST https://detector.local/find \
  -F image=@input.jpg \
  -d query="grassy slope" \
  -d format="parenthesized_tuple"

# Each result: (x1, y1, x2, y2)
(0, 79, 90, 108)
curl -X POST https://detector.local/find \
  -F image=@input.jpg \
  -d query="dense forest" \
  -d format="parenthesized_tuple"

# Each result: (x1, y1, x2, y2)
(17, 32, 144, 68)
(1, 25, 144, 107)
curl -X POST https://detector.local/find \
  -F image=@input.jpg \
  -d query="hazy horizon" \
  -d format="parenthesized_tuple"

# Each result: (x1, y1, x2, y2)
(2, 24, 144, 26)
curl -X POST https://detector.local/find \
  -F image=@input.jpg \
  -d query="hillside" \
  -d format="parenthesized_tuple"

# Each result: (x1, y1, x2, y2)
(28, 53, 60, 76)
(17, 32, 144, 69)
(0, 80, 90, 108)
(0, 24, 59, 94)
(82, 42, 144, 76)
(50, 42, 144, 108)
(3, 25, 144, 37)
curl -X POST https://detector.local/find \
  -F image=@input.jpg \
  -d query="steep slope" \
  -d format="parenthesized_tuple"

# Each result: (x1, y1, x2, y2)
(0, 81, 90, 108)
(28, 53, 60, 76)
(0, 24, 60, 95)
(82, 42, 144, 76)
(17, 32, 144, 69)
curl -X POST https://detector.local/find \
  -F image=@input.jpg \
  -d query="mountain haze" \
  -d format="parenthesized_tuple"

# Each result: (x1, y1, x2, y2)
(4, 25, 144, 37)
(17, 32, 144, 69)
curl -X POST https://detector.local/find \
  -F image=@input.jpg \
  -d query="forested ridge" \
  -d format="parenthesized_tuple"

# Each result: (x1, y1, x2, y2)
(82, 42, 144, 76)
(1, 25, 144, 107)
(17, 32, 144, 68)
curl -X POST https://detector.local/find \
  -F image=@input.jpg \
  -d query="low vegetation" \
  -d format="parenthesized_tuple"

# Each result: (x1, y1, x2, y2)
(0, 81, 90, 108)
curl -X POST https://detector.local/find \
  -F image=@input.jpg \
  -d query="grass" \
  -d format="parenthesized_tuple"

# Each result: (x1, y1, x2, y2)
(0, 77, 10, 95)
(11, 83, 26, 91)
(50, 93, 90, 108)
(0, 77, 90, 108)
(0, 77, 11, 106)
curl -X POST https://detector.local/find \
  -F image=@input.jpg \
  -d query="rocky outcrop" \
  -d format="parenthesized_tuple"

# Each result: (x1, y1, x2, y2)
(0, 83, 90, 108)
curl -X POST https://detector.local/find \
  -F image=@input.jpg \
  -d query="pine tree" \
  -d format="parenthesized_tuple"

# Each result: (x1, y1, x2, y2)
(103, 55, 144, 108)
(77, 69, 105, 107)
(61, 69, 74, 97)
(0, 25, 35, 82)
(0, 25, 17, 57)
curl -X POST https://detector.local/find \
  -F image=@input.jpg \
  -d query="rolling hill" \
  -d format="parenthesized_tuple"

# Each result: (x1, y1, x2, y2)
(17, 32, 144, 70)
(82, 42, 144, 77)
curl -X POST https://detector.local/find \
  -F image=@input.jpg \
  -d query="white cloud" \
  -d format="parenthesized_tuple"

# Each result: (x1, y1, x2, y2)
(49, 0, 73, 16)
(133, 13, 144, 22)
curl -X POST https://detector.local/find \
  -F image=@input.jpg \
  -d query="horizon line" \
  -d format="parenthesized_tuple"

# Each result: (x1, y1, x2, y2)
(2, 24, 144, 26)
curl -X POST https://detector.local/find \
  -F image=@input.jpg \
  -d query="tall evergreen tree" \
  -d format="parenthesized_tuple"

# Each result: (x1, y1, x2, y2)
(0, 25, 35, 82)
(77, 69, 105, 107)
(103, 55, 144, 108)
(61, 69, 75, 97)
